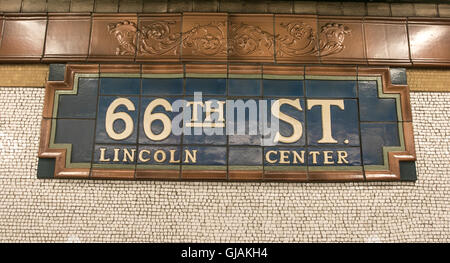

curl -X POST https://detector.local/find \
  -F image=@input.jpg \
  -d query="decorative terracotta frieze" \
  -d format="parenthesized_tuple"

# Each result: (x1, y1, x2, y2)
(0, 13, 449, 67)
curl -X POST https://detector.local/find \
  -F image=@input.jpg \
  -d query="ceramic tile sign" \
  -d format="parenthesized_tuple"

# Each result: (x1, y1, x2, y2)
(38, 65, 416, 182)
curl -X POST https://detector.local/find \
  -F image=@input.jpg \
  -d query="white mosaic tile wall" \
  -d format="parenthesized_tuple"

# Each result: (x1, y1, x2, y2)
(0, 87, 448, 242)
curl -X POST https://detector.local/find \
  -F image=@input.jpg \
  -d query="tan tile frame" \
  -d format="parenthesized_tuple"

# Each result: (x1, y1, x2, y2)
(38, 64, 416, 182)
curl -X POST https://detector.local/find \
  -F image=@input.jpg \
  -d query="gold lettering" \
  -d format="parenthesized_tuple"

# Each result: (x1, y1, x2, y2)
(154, 150, 166, 163)
(139, 150, 151, 162)
(309, 151, 320, 164)
(99, 148, 110, 162)
(187, 101, 204, 122)
(123, 148, 136, 162)
(205, 101, 225, 122)
(113, 148, 120, 162)
(184, 150, 197, 163)
(271, 99, 303, 143)
(265, 150, 278, 164)
(143, 98, 172, 141)
(307, 99, 344, 144)
(323, 151, 334, 164)
(169, 150, 180, 163)
(337, 151, 349, 164)
(292, 151, 305, 164)
(279, 150, 290, 164)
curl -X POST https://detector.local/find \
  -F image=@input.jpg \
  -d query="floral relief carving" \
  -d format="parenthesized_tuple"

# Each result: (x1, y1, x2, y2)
(108, 20, 138, 56)
(229, 22, 274, 56)
(276, 21, 351, 57)
(182, 22, 227, 56)
(138, 21, 181, 56)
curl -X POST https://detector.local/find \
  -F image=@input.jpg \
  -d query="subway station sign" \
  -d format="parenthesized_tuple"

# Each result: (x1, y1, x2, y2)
(39, 64, 415, 182)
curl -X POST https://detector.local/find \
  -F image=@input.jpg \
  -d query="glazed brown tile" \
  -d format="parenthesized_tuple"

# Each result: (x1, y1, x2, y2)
(364, 17, 411, 66)
(90, 169, 135, 180)
(275, 15, 320, 63)
(185, 63, 227, 75)
(308, 170, 364, 182)
(142, 64, 183, 74)
(318, 16, 366, 64)
(89, 14, 138, 61)
(305, 65, 357, 77)
(44, 14, 91, 61)
(181, 13, 228, 61)
(263, 65, 304, 76)
(229, 170, 263, 181)
(135, 169, 180, 180)
(181, 170, 227, 180)
(229, 14, 275, 62)
(0, 16, 3, 45)
(100, 64, 140, 74)
(229, 64, 262, 76)
(263, 171, 308, 182)
(0, 15, 46, 61)
(136, 14, 182, 62)
(408, 19, 450, 66)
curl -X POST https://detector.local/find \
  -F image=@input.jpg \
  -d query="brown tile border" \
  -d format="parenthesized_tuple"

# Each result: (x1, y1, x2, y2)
(38, 64, 416, 182)
(0, 13, 448, 67)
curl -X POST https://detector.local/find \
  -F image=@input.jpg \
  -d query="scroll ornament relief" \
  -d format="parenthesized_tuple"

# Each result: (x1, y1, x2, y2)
(229, 23, 274, 56)
(107, 21, 139, 55)
(108, 20, 351, 58)
(276, 22, 351, 57)
(182, 22, 227, 56)
(138, 21, 181, 56)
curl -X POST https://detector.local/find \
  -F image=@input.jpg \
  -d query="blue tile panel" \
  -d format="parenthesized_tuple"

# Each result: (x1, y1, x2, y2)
(228, 79, 261, 96)
(264, 147, 307, 166)
(137, 146, 181, 165)
(142, 78, 183, 95)
(263, 79, 303, 97)
(57, 78, 98, 119)
(50, 74, 406, 175)
(93, 145, 137, 165)
(227, 99, 261, 145)
(307, 99, 360, 146)
(306, 80, 357, 98)
(359, 80, 398, 122)
(307, 147, 361, 166)
(182, 146, 226, 166)
(139, 97, 181, 145)
(54, 119, 95, 163)
(100, 77, 140, 95)
(229, 147, 262, 166)
(185, 78, 226, 95)
(360, 122, 400, 165)
(95, 96, 139, 144)
(264, 98, 306, 146)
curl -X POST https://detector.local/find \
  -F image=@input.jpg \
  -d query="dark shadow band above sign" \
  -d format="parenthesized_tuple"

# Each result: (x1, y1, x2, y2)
(38, 64, 416, 182)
